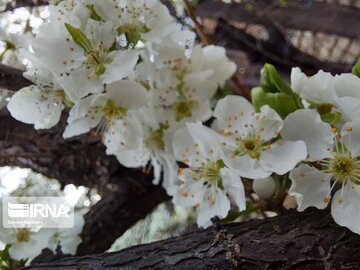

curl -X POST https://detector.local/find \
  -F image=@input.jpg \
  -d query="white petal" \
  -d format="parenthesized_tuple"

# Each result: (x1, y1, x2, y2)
(63, 96, 104, 138)
(7, 86, 63, 129)
(291, 69, 336, 103)
(102, 51, 139, 84)
(257, 105, 283, 142)
(260, 140, 307, 175)
(157, 154, 178, 196)
(58, 67, 104, 102)
(85, 20, 115, 49)
(281, 109, 333, 161)
(224, 154, 270, 179)
(340, 121, 360, 157)
(289, 164, 332, 211)
(335, 96, 360, 122)
(172, 122, 223, 167)
(104, 117, 149, 167)
(334, 73, 360, 98)
(202, 45, 236, 83)
(331, 183, 360, 234)
(220, 168, 246, 211)
(290, 67, 307, 95)
(173, 173, 205, 208)
(214, 95, 254, 130)
(106, 79, 150, 110)
(197, 187, 230, 228)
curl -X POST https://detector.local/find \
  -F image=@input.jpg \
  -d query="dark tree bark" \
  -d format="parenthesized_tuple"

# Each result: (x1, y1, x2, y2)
(197, 0, 360, 40)
(22, 208, 360, 270)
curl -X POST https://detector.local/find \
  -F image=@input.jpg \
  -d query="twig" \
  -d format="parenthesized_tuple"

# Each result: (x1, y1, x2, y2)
(183, 0, 212, 45)
(182, 0, 249, 98)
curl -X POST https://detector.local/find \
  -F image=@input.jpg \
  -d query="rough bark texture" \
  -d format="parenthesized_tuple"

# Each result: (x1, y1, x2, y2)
(23, 208, 360, 270)
(197, 0, 360, 39)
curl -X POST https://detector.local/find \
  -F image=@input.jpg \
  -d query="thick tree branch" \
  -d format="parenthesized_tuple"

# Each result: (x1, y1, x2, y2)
(212, 19, 352, 75)
(23, 208, 360, 269)
(197, 0, 360, 40)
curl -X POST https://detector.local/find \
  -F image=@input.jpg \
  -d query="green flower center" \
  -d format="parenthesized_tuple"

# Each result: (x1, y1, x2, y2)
(173, 100, 197, 122)
(101, 99, 127, 123)
(191, 160, 224, 188)
(234, 136, 263, 159)
(321, 143, 360, 185)
(145, 129, 165, 152)
(85, 43, 111, 76)
(117, 23, 150, 47)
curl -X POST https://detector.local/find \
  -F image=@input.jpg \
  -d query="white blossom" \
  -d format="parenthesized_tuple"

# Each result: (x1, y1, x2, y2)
(213, 95, 307, 179)
(284, 109, 360, 234)
(172, 122, 246, 228)
(63, 79, 149, 139)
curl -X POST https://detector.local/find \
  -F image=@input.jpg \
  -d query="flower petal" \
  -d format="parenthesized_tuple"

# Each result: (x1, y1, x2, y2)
(334, 73, 360, 98)
(102, 51, 139, 84)
(335, 96, 360, 122)
(104, 117, 148, 167)
(260, 140, 307, 175)
(224, 154, 270, 179)
(7, 85, 63, 129)
(220, 168, 246, 211)
(331, 183, 360, 234)
(281, 109, 333, 161)
(213, 95, 254, 134)
(106, 79, 150, 110)
(172, 122, 223, 167)
(289, 164, 332, 211)
(340, 121, 360, 157)
(197, 187, 230, 228)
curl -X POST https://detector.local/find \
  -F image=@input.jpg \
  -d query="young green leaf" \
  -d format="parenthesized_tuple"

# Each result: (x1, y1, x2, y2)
(251, 87, 298, 119)
(65, 23, 93, 52)
(352, 60, 360, 77)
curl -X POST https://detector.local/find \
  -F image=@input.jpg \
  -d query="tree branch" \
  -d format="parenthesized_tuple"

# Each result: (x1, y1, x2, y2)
(22, 208, 360, 269)
(197, 0, 360, 40)
(212, 19, 352, 75)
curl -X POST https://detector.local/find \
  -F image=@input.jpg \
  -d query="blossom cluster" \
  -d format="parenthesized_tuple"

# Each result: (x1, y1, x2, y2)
(3, 0, 360, 263)
(284, 68, 360, 234)
(0, 173, 88, 261)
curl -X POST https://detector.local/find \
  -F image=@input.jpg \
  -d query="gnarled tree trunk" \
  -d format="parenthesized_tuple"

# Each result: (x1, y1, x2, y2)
(22, 208, 360, 270)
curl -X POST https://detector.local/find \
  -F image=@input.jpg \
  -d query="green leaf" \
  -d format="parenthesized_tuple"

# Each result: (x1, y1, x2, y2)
(86, 4, 103, 21)
(65, 23, 93, 52)
(321, 112, 342, 126)
(260, 63, 303, 109)
(352, 60, 360, 77)
(260, 63, 291, 94)
(251, 87, 298, 119)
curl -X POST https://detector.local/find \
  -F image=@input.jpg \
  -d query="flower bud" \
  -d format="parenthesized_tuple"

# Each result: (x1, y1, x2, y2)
(252, 176, 276, 200)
